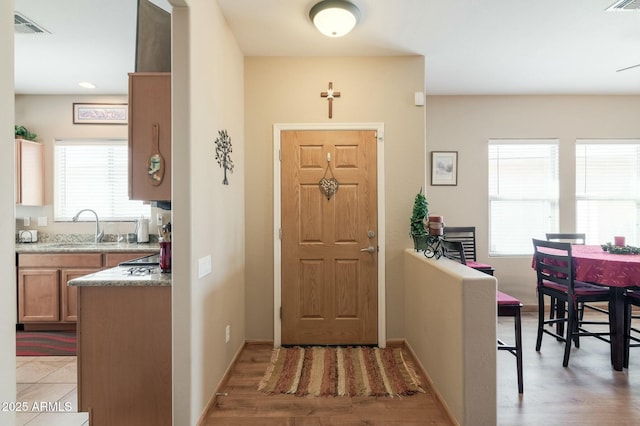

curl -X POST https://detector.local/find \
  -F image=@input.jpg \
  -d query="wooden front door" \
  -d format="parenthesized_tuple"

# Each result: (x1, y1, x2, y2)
(281, 129, 378, 345)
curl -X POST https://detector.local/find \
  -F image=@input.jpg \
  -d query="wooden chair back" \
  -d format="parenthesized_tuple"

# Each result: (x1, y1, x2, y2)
(443, 226, 478, 261)
(545, 233, 586, 245)
(441, 240, 466, 264)
(532, 238, 575, 294)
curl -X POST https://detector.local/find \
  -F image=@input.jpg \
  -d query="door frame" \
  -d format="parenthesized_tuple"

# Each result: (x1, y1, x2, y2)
(273, 122, 386, 348)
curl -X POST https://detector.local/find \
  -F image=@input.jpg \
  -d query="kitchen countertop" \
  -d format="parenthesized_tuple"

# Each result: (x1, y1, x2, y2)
(16, 241, 160, 253)
(68, 265, 171, 287)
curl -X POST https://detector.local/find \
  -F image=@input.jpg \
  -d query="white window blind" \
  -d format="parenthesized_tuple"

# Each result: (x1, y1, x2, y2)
(488, 140, 559, 255)
(54, 139, 150, 221)
(576, 140, 640, 246)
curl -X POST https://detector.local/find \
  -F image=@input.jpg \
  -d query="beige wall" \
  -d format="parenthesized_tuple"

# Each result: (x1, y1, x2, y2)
(0, 1, 16, 424)
(13, 95, 167, 238)
(425, 95, 640, 305)
(244, 56, 426, 341)
(404, 249, 497, 425)
(170, 1, 246, 424)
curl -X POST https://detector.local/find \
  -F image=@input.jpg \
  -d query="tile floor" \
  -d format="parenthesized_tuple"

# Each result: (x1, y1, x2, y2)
(15, 356, 88, 426)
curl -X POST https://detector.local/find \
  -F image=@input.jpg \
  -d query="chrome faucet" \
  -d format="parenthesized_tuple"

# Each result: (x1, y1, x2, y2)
(72, 209, 104, 243)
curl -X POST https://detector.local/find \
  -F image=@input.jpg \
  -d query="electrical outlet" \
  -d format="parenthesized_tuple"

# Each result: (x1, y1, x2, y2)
(23, 217, 30, 226)
(225, 325, 231, 343)
(156, 212, 163, 226)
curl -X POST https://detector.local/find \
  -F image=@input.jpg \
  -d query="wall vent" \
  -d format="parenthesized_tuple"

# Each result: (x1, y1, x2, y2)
(606, 0, 640, 10)
(14, 12, 50, 34)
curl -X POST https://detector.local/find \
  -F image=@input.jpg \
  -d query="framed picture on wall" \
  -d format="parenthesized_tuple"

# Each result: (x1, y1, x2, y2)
(73, 103, 128, 125)
(431, 151, 458, 186)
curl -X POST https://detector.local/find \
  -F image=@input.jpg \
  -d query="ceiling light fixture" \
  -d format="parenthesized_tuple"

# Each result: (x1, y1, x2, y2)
(309, 0, 360, 38)
(78, 82, 96, 89)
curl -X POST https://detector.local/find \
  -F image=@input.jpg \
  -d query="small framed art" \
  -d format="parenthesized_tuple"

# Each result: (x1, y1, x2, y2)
(431, 151, 458, 186)
(73, 103, 128, 125)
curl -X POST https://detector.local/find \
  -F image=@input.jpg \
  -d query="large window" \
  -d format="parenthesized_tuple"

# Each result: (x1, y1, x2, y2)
(54, 139, 150, 221)
(576, 140, 640, 246)
(488, 140, 559, 255)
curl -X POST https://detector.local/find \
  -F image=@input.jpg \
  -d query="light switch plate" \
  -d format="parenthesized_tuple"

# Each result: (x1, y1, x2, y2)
(198, 255, 212, 278)
(23, 217, 30, 226)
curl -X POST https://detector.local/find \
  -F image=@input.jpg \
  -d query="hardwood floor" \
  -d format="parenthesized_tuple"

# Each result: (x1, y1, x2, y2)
(200, 342, 453, 425)
(16, 311, 640, 425)
(497, 311, 640, 425)
(202, 312, 640, 425)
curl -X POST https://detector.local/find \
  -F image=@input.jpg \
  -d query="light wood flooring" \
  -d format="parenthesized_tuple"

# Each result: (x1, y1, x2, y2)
(202, 312, 640, 425)
(17, 312, 640, 425)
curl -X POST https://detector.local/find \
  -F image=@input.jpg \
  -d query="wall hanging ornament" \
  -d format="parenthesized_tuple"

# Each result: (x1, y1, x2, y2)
(214, 129, 234, 185)
(147, 123, 165, 186)
(319, 153, 339, 200)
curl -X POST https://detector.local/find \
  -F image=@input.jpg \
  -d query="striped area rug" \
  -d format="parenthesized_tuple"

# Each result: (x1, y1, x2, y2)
(16, 331, 76, 356)
(258, 346, 425, 397)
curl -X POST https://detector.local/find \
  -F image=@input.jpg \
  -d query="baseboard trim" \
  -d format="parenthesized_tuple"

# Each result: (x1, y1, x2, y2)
(196, 341, 247, 426)
(393, 339, 459, 426)
(521, 301, 610, 314)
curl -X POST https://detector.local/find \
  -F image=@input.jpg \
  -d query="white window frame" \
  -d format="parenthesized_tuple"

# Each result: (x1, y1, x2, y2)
(488, 139, 559, 256)
(576, 139, 640, 246)
(54, 138, 150, 222)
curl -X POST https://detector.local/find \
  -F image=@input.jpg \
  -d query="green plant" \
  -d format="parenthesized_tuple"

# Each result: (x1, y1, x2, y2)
(409, 188, 429, 237)
(15, 125, 37, 141)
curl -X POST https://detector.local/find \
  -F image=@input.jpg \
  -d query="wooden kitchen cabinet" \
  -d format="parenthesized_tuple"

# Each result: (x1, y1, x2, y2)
(17, 251, 156, 329)
(15, 139, 44, 206)
(18, 269, 60, 322)
(18, 254, 102, 328)
(60, 270, 94, 322)
(78, 286, 171, 426)
(128, 72, 171, 202)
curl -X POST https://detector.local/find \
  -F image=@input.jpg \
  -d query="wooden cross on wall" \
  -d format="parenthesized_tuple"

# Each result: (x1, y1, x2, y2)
(320, 82, 341, 119)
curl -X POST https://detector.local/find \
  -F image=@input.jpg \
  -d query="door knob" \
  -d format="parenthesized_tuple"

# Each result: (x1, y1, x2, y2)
(360, 246, 376, 253)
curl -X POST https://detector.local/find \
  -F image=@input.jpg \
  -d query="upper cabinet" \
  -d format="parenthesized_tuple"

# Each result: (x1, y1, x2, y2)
(128, 72, 171, 202)
(15, 139, 44, 206)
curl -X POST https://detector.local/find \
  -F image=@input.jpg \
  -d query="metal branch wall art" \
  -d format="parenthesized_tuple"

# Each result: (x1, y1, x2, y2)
(214, 129, 234, 185)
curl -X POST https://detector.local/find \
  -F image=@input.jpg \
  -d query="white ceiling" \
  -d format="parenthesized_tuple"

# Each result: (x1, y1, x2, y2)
(14, 0, 640, 95)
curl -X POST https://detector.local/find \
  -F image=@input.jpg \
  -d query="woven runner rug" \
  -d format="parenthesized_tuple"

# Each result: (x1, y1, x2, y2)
(16, 331, 76, 356)
(258, 346, 424, 397)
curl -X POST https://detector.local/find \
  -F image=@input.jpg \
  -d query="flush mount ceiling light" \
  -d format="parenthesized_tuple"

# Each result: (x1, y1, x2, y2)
(309, 0, 361, 38)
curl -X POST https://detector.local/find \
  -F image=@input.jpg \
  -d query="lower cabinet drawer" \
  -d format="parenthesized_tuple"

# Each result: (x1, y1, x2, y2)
(18, 253, 103, 268)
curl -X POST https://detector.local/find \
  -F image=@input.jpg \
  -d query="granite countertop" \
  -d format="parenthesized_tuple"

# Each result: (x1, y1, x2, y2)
(68, 265, 171, 287)
(16, 241, 160, 253)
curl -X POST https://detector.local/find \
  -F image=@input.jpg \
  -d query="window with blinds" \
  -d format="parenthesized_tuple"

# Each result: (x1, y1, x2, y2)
(54, 139, 150, 221)
(488, 140, 559, 255)
(576, 140, 640, 246)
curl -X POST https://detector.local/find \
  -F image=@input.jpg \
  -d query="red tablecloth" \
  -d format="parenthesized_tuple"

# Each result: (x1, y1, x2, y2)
(571, 245, 640, 288)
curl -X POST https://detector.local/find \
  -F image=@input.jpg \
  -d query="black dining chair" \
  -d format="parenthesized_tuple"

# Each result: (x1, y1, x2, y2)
(624, 288, 640, 368)
(545, 233, 607, 328)
(546, 234, 585, 323)
(443, 226, 494, 275)
(532, 238, 611, 367)
(441, 239, 523, 393)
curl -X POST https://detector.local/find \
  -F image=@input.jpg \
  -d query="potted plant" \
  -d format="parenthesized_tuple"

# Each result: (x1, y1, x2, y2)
(409, 188, 429, 251)
(15, 125, 37, 141)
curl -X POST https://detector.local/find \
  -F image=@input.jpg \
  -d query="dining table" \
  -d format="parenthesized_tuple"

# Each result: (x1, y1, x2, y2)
(563, 244, 640, 371)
